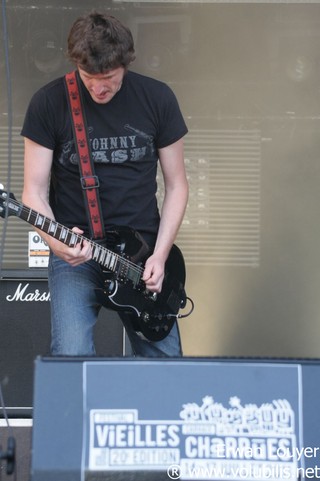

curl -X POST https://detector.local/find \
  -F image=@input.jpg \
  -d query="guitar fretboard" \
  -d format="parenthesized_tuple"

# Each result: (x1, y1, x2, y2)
(8, 197, 143, 286)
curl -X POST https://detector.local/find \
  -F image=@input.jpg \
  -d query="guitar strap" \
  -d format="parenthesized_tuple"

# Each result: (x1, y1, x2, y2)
(64, 70, 105, 240)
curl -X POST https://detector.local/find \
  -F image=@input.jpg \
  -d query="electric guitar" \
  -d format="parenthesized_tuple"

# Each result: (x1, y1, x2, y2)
(0, 189, 193, 341)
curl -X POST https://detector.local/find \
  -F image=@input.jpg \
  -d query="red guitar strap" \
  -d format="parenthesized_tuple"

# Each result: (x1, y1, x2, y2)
(64, 70, 105, 240)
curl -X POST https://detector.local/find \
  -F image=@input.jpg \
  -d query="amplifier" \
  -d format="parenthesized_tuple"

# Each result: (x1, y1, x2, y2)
(0, 269, 125, 417)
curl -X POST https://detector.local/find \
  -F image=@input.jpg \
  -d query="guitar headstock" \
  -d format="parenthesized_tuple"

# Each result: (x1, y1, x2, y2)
(0, 185, 18, 218)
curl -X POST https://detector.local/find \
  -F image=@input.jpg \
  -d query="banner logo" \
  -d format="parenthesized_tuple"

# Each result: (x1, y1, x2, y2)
(89, 395, 299, 480)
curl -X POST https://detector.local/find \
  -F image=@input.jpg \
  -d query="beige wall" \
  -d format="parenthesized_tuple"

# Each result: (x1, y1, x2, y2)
(2, 2, 320, 359)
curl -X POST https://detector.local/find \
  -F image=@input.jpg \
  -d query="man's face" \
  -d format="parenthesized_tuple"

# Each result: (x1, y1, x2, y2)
(78, 66, 126, 104)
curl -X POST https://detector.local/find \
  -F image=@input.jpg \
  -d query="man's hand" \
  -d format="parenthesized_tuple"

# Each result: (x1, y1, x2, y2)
(142, 253, 166, 293)
(49, 227, 92, 266)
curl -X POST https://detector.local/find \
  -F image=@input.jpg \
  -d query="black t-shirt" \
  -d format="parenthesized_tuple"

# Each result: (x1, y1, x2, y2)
(21, 70, 188, 244)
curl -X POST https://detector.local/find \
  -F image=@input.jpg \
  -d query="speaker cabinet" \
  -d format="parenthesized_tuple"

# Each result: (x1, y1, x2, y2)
(30, 357, 320, 481)
(0, 269, 125, 417)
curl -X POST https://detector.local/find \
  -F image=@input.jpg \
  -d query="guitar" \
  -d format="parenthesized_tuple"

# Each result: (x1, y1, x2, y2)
(0, 189, 193, 341)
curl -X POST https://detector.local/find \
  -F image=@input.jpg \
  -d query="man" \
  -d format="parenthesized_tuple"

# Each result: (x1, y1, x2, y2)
(21, 12, 188, 357)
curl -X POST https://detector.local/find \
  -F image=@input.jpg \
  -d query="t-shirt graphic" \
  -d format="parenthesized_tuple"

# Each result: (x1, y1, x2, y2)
(58, 124, 156, 167)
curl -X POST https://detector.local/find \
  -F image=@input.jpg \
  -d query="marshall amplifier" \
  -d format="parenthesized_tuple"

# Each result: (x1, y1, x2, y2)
(0, 269, 125, 417)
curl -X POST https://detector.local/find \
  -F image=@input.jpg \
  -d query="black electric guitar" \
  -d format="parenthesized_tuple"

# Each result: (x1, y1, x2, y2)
(0, 189, 193, 341)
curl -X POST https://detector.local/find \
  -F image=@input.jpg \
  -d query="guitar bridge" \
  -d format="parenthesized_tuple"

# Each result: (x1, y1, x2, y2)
(145, 291, 158, 302)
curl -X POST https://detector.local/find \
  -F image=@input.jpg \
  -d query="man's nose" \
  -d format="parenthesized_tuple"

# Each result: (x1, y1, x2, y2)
(91, 80, 106, 93)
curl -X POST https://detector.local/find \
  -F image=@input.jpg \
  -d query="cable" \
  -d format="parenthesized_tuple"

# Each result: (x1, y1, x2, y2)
(177, 296, 194, 319)
(0, 382, 11, 434)
(0, 0, 13, 276)
(0, 381, 16, 477)
(0, 1, 16, 478)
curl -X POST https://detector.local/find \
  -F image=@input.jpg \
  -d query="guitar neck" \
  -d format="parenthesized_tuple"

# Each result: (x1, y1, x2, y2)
(9, 198, 141, 283)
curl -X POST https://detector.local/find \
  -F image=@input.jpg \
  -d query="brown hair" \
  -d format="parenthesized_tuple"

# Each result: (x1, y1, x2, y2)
(67, 12, 135, 73)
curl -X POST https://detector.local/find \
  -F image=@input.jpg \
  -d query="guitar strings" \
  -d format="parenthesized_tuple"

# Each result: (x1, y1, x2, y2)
(88, 237, 144, 277)
(10, 199, 145, 278)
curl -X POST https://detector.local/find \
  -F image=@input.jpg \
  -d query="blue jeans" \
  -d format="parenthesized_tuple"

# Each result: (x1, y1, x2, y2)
(48, 253, 182, 357)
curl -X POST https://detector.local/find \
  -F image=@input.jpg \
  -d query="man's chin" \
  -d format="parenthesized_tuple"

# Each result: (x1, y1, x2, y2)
(92, 93, 113, 104)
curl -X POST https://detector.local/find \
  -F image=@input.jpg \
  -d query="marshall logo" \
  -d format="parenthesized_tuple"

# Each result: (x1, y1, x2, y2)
(6, 282, 50, 302)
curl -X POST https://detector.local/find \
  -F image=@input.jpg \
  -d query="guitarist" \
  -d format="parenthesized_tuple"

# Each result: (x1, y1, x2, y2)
(21, 12, 189, 357)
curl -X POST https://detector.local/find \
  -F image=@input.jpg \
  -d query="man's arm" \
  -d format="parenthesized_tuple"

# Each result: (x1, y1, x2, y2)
(142, 137, 188, 292)
(22, 137, 92, 266)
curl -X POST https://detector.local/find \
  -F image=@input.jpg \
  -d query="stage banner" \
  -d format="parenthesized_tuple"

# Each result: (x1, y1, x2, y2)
(82, 360, 304, 481)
